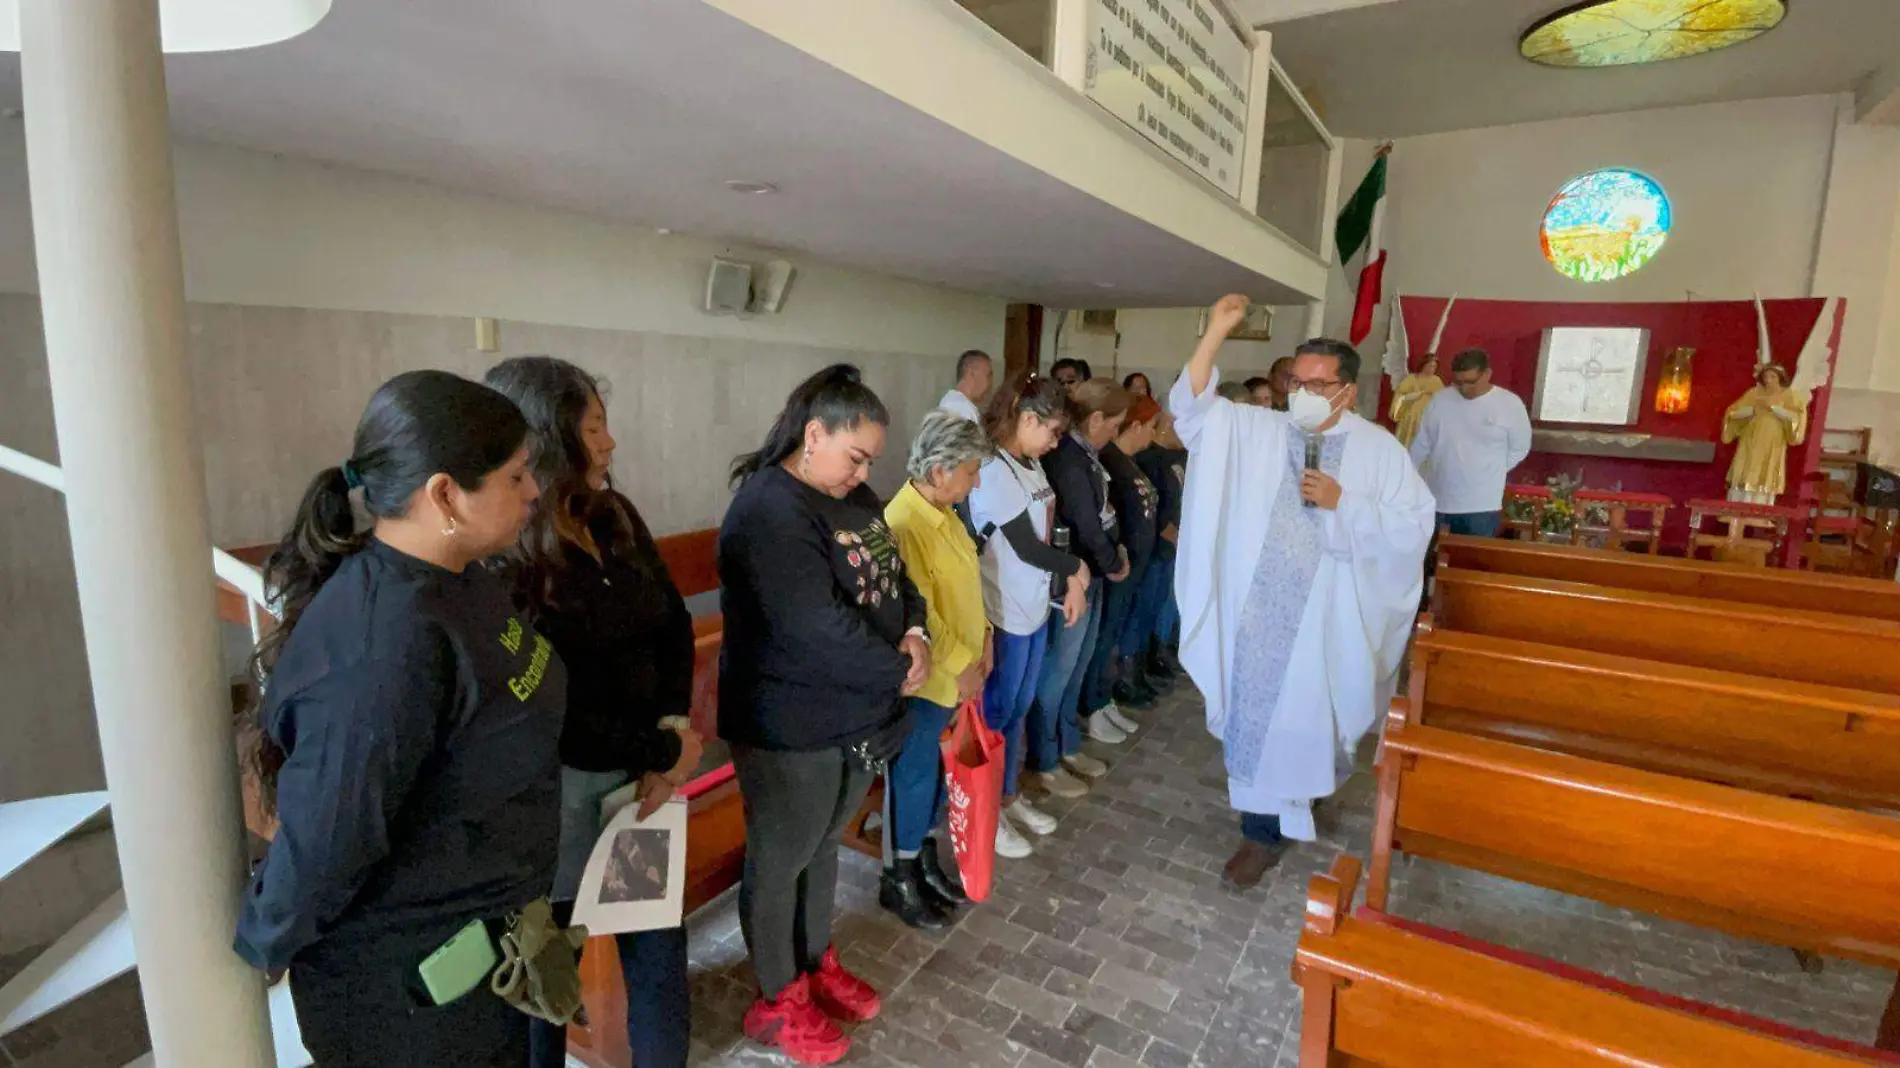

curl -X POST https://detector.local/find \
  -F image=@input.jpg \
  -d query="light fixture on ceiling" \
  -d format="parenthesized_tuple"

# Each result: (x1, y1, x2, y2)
(1519, 0, 1786, 69)
(1094, 282, 1117, 289)
(0, 0, 331, 53)
(724, 180, 779, 195)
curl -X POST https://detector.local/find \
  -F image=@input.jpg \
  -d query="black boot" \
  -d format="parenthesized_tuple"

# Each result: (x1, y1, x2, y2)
(1112, 656, 1157, 710)
(917, 838, 969, 908)
(1145, 637, 1178, 682)
(1131, 652, 1168, 697)
(1154, 639, 1184, 678)
(880, 859, 952, 930)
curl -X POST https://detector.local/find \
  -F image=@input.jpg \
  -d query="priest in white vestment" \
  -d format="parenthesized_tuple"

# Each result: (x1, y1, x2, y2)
(1169, 296, 1436, 888)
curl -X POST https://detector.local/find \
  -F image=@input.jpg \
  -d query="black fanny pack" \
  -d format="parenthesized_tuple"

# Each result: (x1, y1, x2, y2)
(846, 707, 910, 773)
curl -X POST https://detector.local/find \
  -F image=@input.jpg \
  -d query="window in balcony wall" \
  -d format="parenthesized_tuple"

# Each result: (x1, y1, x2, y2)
(1254, 67, 1329, 255)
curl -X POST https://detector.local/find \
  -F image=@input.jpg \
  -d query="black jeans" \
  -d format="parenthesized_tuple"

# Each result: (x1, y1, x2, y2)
(731, 744, 877, 997)
(291, 929, 529, 1068)
(527, 912, 690, 1068)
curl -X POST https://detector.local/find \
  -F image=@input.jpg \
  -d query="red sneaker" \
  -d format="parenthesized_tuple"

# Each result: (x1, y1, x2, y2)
(810, 945, 883, 1022)
(743, 975, 851, 1065)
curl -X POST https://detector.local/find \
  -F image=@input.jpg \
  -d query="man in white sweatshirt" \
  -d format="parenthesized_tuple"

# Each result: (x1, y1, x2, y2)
(1408, 348, 1532, 538)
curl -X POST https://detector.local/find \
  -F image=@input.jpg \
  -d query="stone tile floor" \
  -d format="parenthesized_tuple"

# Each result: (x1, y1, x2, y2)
(683, 681, 1893, 1067)
(10, 681, 1891, 1067)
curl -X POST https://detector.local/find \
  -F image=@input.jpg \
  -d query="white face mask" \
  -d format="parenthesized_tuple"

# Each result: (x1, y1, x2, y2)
(1288, 387, 1343, 431)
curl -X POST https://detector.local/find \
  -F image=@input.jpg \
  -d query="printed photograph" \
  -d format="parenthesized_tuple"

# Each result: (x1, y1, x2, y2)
(599, 828, 671, 904)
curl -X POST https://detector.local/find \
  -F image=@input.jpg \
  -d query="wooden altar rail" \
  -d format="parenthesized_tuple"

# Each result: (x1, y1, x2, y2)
(1437, 535, 1900, 623)
(1402, 626, 1900, 811)
(1294, 857, 1882, 1068)
(1431, 570, 1900, 694)
(1368, 722, 1900, 976)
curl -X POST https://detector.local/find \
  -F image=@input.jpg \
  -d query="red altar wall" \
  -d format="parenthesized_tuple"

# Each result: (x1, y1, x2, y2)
(1386, 295, 1843, 550)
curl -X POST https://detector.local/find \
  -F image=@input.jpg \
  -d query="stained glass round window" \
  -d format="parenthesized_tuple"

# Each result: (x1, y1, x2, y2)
(1540, 168, 1671, 283)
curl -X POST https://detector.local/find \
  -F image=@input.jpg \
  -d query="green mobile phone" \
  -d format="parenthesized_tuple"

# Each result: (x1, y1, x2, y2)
(417, 919, 498, 1006)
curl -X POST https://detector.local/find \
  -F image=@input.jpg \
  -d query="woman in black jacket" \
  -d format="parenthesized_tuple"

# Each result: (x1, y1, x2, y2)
(719, 364, 929, 1066)
(485, 357, 702, 1068)
(1028, 377, 1131, 794)
(1090, 395, 1162, 722)
(235, 372, 557, 1067)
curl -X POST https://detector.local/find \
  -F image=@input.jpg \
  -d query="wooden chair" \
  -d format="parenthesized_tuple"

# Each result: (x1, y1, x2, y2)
(1367, 721, 1900, 974)
(1685, 498, 1797, 567)
(1571, 489, 1670, 554)
(1436, 535, 1900, 623)
(1430, 569, 1900, 693)
(1294, 856, 1887, 1067)
(1401, 624, 1900, 810)
(1500, 483, 1549, 541)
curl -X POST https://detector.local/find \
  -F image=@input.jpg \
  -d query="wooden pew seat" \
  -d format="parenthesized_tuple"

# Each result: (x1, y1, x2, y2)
(1296, 857, 1895, 1067)
(1403, 626, 1900, 810)
(1436, 535, 1900, 623)
(1369, 722, 1900, 972)
(1432, 569, 1900, 694)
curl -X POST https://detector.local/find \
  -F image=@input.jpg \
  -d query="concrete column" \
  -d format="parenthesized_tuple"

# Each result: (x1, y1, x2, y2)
(18, 1, 275, 1064)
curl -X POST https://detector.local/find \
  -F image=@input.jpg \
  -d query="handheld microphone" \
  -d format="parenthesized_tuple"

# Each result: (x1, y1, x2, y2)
(1302, 433, 1321, 508)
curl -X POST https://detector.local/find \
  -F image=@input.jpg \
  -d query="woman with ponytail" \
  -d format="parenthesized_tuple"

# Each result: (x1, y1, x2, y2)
(719, 364, 928, 1066)
(234, 370, 558, 1067)
(484, 355, 699, 1068)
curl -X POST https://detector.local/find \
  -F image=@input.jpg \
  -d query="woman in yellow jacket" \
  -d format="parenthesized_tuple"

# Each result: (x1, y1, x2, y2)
(881, 410, 994, 929)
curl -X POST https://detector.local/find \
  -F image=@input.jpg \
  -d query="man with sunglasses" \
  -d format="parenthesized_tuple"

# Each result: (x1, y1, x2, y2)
(1168, 295, 1436, 889)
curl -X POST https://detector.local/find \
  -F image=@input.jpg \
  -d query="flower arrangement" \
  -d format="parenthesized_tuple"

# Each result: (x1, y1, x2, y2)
(1541, 472, 1581, 539)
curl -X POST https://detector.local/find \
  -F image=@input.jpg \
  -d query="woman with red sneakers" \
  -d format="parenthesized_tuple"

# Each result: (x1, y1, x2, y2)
(718, 365, 930, 1064)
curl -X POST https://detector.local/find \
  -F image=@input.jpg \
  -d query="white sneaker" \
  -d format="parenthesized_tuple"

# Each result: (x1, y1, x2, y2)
(1104, 704, 1139, 734)
(1087, 713, 1129, 745)
(1061, 753, 1108, 780)
(1008, 798, 1059, 835)
(995, 817, 1033, 858)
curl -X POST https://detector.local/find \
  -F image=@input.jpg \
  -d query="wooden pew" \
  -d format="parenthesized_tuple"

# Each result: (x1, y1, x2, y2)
(1402, 625, 1900, 810)
(1437, 535, 1900, 623)
(1431, 569, 1900, 694)
(1368, 721, 1900, 974)
(1294, 856, 1884, 1067)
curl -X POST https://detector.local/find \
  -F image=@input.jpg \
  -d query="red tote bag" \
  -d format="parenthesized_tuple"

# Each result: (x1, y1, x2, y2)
(941, 699, 1004, 902)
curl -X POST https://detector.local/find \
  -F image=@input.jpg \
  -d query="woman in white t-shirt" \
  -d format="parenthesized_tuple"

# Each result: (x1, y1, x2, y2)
(970, 374, 1090, 859)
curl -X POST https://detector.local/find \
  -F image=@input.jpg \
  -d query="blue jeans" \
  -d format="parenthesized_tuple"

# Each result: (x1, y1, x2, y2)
(1241, 811, 1284, 846)
(887, 697, 954, 855)
(1030, 578, 1102, 772)
(1440, 511, 1502, 538)
(1123, 553, 1173, 653)
(534, 768, 690, 1068)
(982, 625, 1048, 799)
(1084, 564, 1144, 711)
(1152, 556, 1180, 646)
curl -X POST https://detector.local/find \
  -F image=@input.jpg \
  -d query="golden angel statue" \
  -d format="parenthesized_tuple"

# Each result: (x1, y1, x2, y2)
(1721, 363, 1808, 504)
(1388, 354, 1442, 449)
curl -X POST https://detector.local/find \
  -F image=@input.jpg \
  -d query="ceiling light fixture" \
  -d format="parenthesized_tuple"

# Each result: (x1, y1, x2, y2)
(1094, 282, 1117, 289)
(1519, 0, 1786, 69)
(723, 180, 779, 195)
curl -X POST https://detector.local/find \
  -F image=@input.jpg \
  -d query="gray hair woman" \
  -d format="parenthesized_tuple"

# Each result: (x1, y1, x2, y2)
(878, 410, 994, 928)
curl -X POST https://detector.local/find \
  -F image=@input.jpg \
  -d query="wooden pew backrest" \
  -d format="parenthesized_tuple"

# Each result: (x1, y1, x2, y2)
(1437, 534, 1900, 623)
(1405, 629, 1900, 809)
(1432, 569, 1900, 693)
(1296, 857, 1880, 1068)
(654, 528, 719, 599)
(1370, 723, 1900, 970)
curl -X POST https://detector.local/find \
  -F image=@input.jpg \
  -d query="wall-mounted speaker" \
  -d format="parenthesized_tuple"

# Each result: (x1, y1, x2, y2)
(704, 258, 753, 315)
(750, 259, 797, 315)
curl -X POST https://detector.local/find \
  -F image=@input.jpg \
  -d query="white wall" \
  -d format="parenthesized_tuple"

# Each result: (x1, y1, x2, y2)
(1375, 95, 1840, 305)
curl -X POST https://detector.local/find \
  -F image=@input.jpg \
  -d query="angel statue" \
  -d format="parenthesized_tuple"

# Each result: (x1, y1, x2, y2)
(1388, 353, 1442, 449)
(1721, 362, 1808, 505)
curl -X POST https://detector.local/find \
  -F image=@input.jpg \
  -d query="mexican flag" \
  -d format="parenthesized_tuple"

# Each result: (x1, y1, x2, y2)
(1335, 149, 1390, 346)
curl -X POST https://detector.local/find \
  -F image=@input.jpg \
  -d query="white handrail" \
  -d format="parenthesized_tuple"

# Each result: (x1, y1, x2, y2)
(0, 441, 66, 493)
(1, 442, 275, 632)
